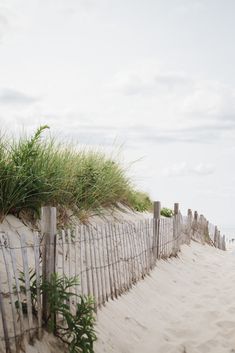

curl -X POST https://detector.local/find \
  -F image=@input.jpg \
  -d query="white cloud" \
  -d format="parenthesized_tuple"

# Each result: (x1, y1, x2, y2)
(181, 81, 235, 118)
(109, 70, 235, 139)
(0, 88, 39, 105)
(177, 0, 206, 15)
(0, 6, 9, 40)
(162, 162, 215, 177)
(110, 72, 152, 96)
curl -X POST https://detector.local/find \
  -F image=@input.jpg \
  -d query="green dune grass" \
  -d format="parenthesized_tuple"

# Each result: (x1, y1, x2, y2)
(0, 126, 152, 222)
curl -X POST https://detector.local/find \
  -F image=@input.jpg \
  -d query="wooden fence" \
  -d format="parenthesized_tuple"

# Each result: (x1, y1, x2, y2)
(0, 202, 226, 352)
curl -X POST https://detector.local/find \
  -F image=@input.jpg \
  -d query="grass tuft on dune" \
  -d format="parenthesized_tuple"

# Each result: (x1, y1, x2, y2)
(0, 126, 152, 222)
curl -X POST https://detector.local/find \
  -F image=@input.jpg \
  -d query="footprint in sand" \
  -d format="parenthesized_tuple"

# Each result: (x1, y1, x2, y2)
(124, 316, 148, 331)
(216, 320, 235, 329)
(227, 307, 235, 314)
(204, 310, 220, 320)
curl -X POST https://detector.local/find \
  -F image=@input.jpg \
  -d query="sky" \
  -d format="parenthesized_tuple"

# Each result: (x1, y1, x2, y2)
(0, 0, 235, 237)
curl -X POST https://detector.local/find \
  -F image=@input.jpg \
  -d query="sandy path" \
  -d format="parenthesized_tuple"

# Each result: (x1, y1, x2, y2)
(95, 242, 235, 353)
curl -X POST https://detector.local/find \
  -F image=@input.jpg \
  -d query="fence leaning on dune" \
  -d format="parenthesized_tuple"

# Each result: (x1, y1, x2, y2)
(0, 202, 226, 353)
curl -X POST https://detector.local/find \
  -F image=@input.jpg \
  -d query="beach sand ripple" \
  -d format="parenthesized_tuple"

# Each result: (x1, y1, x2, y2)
(95, 242, 235, 353)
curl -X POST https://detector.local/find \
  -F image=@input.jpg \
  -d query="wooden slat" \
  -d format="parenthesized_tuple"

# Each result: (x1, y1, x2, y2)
(104, 224, 113, 300)
(126, 224, 135, 284)
(67, 230, 72, 279)
(110, 223, 120, 297)
(0, 266, 11, 353)
(140, 221, 147, 276)
(100, 226, 109, 302)
(127, 223, 136, 283)
(166, 219, 169, 257)
(96, 227, 103, 306)
(114, 223, 124, 294)
(74, 227, 80, 302)
(132, 223, 141, 281)
(133, 222, 140, 281)
(145, 219, 150, 271)
(147, 219, 152, 273)
(91, 227, 102, 307)
(122, 222, 132, 290)
(151, 218, 155, 268)
(0, 233, 18, 351)
(67, 229, 73, 312)
(60, 229, 67, 326)
(61, 230, 66, 278)
(33, 232, 42, 339)
(137, 222, 143, 278)
(19, 232, 34, 340)
(159, 219, 163, 259)
(141, 220, 147, 275)
(87, 226, 98, 309)
(96, 227, 105, 305)
(108, 223, 118, 298)
(7, 236, 25, 348)
(84, 227, 91, 296)
(147, 220, 151, 272)
(116, 223, 124, 292)
(79, 226, 84, 296)
(117, 223, 127, 292)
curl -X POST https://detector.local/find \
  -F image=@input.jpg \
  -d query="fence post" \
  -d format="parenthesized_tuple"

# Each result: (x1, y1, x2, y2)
(192, 211, 198, 241)
(173, 203, 179, 256)
(206, 220, 210, 244)
(187, 209, 192, 244)
(222, 235, 226, 251)
(214, 226, 218, 248)
(153, 201, 161, 261)
(218, 230, 221, 249)
(41, 206, 57, 325)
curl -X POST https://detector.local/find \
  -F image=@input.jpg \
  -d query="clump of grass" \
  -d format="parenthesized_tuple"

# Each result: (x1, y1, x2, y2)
(126, 191, 152, 212)
(0, 126, 151, 222)
(161, 207, 174, 217)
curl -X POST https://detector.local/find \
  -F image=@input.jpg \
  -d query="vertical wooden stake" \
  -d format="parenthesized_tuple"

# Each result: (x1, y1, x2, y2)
(214, 226, 218, 248)
(41, 206, 57, 326)
(173, 203, 179, 256)
(187, 209, 192, 244)
(153, 201, 161, 261)
(222, 235, 226, 251)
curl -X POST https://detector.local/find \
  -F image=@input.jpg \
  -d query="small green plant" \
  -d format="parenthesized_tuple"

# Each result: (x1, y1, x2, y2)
(15, 269, 38, 316)
(127, 191, 152, 212)
(16, 271, 96, 353)
(161, 207, 174, 218)
(58, 294, 96, 353)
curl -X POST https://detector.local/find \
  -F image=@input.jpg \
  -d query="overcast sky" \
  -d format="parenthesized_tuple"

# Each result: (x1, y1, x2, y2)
(1, 0, 235, 236)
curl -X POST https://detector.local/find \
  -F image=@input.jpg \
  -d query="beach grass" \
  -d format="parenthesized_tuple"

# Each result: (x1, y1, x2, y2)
(0, 126, 152, 222)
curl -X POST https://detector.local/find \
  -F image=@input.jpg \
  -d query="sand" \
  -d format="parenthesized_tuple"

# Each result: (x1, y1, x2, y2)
(95, 242, 235, 353)
(0, 214, 232, 353)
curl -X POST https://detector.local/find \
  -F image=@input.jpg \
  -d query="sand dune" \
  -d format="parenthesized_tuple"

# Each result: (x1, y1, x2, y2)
(95, 242, 235, 353)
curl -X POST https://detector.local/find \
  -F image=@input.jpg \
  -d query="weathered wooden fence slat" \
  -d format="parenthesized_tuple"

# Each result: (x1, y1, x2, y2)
(88, 227, 98, 309)
(74, 226, 80, 302)
(8, 237, 25, 347)
(0, 234, 18, 352)
(94, 227, 103, 306)
(67, 229, 73, 312)
(100, 226, 109, 302)
(33, 232, 42, 339)
(79, 226, 84, 297)
(0, 268, 11, 353)
(19, 232, 34, 340)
